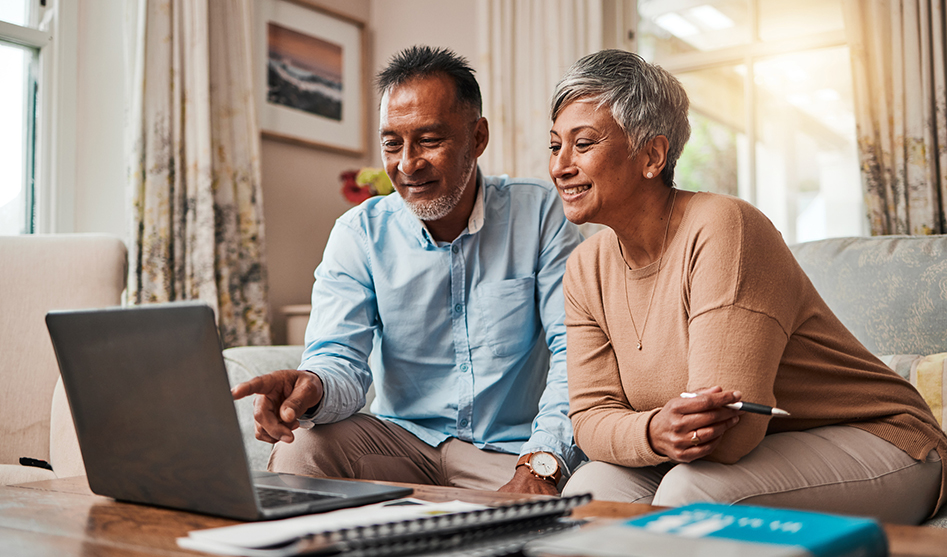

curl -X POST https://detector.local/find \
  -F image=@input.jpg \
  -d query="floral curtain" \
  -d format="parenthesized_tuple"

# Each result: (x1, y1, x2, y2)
(126, 0, 271, 347)
(843, 0, 947, 235)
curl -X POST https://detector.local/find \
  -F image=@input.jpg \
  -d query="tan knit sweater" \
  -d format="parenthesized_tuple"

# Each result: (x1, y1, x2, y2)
(564, 192, 947, 512)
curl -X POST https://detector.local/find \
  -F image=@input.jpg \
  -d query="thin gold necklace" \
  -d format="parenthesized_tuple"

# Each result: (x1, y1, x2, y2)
(621, 188, 676, 351)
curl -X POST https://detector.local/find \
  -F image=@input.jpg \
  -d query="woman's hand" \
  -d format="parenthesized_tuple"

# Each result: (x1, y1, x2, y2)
(648, 386, 743, 463)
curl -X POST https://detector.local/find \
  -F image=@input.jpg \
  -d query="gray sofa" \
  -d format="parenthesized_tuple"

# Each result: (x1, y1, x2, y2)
(224, 234, 947, 526)
(789, 235, 947, 527)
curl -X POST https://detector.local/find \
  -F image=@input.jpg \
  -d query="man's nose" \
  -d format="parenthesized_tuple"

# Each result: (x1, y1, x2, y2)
(398, 144, 425, 175)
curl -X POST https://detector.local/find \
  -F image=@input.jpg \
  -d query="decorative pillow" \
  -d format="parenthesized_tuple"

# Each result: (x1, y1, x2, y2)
(879, 353, 946, 432)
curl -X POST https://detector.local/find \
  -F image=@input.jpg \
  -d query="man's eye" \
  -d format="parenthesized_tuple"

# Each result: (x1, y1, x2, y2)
(420, 137, 442, 145)
(381, 140, 401, 152)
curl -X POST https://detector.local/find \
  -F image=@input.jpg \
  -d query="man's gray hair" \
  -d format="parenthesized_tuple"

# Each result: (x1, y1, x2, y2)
(551, 49, 690, 187)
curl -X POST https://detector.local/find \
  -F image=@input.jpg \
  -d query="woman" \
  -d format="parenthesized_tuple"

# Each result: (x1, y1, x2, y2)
(552, 49, 946, 524)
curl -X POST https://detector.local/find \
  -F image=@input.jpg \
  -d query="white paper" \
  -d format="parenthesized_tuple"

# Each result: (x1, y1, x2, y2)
(177, 498, 487, 556)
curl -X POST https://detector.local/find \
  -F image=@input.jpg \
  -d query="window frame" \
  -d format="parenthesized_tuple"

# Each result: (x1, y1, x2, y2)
(0, 19, 46, 234)
(0, 0, 77, 234)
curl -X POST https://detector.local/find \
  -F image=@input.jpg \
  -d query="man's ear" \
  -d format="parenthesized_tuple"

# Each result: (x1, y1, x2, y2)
(473, 117, 489, 158)
(643, 135, 669, 178)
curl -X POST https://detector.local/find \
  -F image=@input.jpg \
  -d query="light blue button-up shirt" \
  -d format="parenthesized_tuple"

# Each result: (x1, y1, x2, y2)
(299, 173, 584, 472)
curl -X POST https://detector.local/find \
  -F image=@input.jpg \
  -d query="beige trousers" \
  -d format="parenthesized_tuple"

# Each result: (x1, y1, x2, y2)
(562, 425, 942, 525)
(268, 413, 520, 491)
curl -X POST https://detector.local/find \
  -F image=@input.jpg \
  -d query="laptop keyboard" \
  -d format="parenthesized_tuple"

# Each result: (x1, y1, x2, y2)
(256, 486, 336, 508)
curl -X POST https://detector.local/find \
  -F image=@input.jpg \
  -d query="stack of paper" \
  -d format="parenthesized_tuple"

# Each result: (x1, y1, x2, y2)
(178, 498, 487, 556)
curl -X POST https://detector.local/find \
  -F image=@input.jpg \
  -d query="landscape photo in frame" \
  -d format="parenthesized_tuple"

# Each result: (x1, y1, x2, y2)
(266, 23, 343, 121)
(255, 0, 365, 155)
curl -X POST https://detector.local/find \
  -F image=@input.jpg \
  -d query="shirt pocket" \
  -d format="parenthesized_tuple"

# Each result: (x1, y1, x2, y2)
(476, 276, 538, 358)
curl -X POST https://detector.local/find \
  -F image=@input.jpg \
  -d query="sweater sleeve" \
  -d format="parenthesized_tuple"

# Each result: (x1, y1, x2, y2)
(564, 250, 671, 468)
(683, 200, 799, 463)
(687, 307, 787, 462)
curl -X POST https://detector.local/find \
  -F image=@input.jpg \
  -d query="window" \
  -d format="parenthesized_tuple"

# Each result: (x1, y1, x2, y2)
(635, 0, 863, 244)
(0, 2, 41, 234)
(0, 0, 61, 235)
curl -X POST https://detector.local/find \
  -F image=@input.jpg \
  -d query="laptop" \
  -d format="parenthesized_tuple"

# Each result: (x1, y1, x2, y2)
(45, 302, 412, 521)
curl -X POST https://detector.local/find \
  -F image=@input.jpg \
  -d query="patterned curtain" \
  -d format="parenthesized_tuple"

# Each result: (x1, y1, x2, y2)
(843, 0, 947, 235)
(126, 0, 271, 347)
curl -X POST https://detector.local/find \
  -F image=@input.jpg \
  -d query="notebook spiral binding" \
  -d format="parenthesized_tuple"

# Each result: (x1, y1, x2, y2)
(295, 493, 592, 557)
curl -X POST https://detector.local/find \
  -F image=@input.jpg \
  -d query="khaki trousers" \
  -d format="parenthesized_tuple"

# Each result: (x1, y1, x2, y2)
(268, 413, 520, 491)
(562, 425, 942, 525)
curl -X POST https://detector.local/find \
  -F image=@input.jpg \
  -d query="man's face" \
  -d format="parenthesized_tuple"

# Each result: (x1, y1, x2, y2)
(379, 75, 488, 223)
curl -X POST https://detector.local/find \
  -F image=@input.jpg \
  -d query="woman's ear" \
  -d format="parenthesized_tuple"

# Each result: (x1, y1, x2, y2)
(643, 135, 669, 179)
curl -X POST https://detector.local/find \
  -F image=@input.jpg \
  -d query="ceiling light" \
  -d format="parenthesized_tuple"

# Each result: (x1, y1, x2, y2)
(654, 13, 700, 38)
(688, 5, 735, 30)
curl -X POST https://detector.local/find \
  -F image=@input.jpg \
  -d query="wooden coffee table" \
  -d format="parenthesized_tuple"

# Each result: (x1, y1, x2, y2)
(0, 476, 944, 556)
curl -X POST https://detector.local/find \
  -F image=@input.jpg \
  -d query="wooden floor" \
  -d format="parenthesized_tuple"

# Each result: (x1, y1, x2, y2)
(0, 476, 944, 556)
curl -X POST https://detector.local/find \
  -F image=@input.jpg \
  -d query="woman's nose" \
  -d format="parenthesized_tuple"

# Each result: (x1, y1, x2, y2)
(550, 149, 576, 180)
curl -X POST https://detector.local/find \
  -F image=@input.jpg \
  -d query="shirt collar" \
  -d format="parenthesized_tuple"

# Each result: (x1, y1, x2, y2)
(467, 171, 485, 234)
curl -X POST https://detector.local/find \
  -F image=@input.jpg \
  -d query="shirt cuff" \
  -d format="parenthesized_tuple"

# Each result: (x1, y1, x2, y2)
(296, 402, 320, 430)
(297, 368, 366, 425)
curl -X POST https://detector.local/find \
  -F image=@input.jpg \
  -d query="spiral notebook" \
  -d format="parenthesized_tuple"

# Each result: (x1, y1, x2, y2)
(178, 493, 592, 557)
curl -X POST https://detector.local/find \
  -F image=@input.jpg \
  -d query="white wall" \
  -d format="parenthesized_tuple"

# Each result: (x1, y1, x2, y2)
(71, 0, 126, 238)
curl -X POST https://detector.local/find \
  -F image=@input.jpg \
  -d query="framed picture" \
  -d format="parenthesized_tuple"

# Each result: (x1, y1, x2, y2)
(254, 0, 366, 156)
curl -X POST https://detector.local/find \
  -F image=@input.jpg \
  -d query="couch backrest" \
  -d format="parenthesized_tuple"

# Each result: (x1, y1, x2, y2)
(0, 234, 127, 466)
(789, 235, 947, 356)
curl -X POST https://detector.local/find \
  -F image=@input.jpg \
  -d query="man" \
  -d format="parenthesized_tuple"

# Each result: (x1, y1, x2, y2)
(232, 46, 582, 494)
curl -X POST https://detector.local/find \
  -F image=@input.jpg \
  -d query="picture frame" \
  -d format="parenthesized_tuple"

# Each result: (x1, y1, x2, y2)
(253, 0, 366, 156)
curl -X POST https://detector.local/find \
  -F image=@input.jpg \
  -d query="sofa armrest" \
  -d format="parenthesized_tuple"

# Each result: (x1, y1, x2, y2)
(223, 346, 305, 471)
(48, 377, 85, 480)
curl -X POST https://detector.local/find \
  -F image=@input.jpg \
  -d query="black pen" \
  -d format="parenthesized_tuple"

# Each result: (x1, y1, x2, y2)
(680, 392, 791, 417)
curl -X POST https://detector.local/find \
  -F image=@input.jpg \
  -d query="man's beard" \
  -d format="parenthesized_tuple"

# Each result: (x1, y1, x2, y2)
(404, 153, 475, 222)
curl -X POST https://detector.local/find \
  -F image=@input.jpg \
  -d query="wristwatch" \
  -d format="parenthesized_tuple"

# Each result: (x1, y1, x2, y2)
(516, 452, 562, 485)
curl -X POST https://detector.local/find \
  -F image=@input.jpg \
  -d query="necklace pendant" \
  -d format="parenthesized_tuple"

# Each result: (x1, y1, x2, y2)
(636, 341, 642, 350)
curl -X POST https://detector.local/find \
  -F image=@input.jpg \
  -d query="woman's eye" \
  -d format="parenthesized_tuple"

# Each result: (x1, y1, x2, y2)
(549, 144, 561, 154)
(576, 141, 594, 151)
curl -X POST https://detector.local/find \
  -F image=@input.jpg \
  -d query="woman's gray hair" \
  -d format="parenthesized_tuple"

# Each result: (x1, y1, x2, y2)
(552, 49, 690, 187)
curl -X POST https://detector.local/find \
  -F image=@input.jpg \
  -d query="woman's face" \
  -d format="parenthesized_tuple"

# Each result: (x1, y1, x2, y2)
(549, 100, 641, 226)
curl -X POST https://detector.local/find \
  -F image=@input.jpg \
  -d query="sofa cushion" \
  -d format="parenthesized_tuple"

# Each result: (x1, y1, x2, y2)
(879, 353, 947, 432)
(790, 236, 947, 356)
(223, 346, 305, 471)
(879, 353, 947, 526)
(221, 345, 379, 471)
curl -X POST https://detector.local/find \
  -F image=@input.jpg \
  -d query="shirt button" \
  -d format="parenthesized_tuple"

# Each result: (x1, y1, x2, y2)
(460, 363, 468, 372)
(460, 419, 468, 427)
(451, 245, 459, 253)
(454, 304, 463, 313)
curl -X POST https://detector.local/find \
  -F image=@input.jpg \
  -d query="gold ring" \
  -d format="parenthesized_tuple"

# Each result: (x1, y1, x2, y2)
(690, 431, 701, 445)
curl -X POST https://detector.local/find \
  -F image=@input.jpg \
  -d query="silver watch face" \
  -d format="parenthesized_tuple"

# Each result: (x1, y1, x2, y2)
(530, 452, 558, 476)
